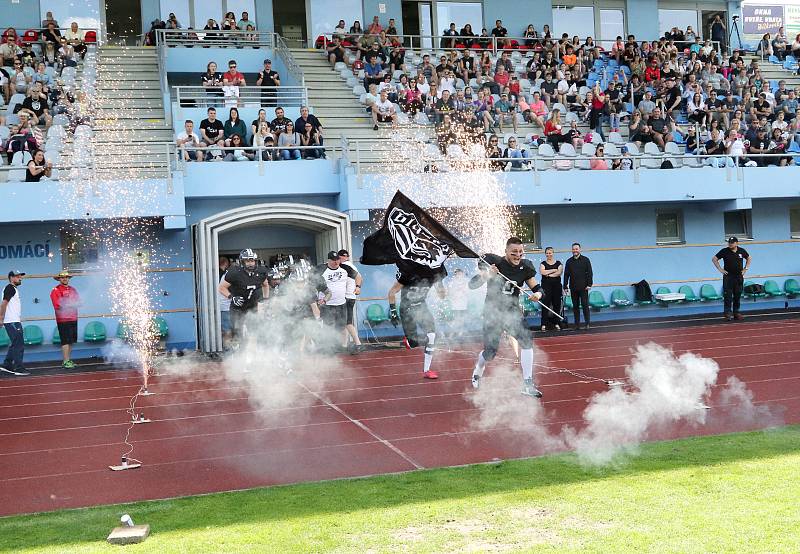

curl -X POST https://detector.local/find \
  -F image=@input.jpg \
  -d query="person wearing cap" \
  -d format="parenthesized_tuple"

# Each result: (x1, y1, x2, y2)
(1, 270, 27, 375)
(218, 249, 269, 343)
(337, 249, 364, 354)
(315, 251, 358, 351)
(256, 59, 280, 107)
(713, 237, 751, 321)
(50, 270, 80, 369)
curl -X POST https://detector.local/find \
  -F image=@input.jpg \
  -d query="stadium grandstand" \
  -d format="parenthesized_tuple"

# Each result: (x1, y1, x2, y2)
(1, 1, 799, 551)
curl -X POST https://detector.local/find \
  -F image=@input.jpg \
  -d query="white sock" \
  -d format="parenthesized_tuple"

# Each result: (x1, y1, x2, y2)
(423, 333, 435, 373)
(520, 348, 534, 381)
(473, 351, 486, 378)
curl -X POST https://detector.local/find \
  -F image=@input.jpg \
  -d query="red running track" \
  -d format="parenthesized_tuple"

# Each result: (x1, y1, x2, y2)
(1, 318, 799, 516)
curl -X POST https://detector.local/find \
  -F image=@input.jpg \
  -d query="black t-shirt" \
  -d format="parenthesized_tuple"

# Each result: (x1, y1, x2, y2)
(491, 26, 508, 37)
(715, 247, 749, 275)
(540, 260, 562, 287)
(200, 118, 224, 141)
(481, 253, 536, 308)
(649, 117, 667, 133)
(270, 116, 291, 134)
(397, 262, 446, 306)
(224, 265, 268, 310)
(201, 71, 223, 90)
(662, 87, 680, 108)
(435, 97, 455, 112)
(21, 96, 46, 118)
(705, 139, 725, 155)
(541, 80, 557, 95)
(259, 69, 279, 87)
(435, 62, 455, 75)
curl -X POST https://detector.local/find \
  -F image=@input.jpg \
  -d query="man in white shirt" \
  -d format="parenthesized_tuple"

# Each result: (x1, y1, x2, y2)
(371, 89, 398, 130)
(0, 270, 28, 375)
(316, 251, 358, 349)
(176, 120, 205, 162)
(337, 249, 364, 354)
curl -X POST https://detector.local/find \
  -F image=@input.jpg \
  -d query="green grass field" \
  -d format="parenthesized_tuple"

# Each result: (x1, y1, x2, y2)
(2, 426, 799, 553)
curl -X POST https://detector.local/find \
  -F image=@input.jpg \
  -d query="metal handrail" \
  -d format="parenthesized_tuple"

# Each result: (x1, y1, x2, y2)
(173, 85, 309, 107)
(274, 34, 306, 89)
(155, 28, 276, 48)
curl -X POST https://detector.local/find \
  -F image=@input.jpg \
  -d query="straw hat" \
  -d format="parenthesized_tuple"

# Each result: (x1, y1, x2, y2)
(54, 270, 74, 280)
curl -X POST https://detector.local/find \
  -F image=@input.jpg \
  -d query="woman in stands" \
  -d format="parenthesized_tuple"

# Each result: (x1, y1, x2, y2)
(201, 61, 223, 106)
(222, 12, 238, 33)
(223, 107, 247, 147)
(523, 25, 538, 48)
(544, 108, 566, 148)
(479, 51, 492, 78)
(768, 128, 792, 166)
(25, 150, 52, 182)
(203, 18, 221, 42)
(224, 134, 253, 161)
(254, 122, 275, 161)
(250, 109, 268, 145)
(348, 21, 363, 44)
(300, 121, 324, 159)
(459, 24, 476, 48)
(687, 92, 708, 127)
(470, 89, 493, 131)
(485, 134, 504, 171)
(278, 121, 302, 160)
(590, 144, 609, 170)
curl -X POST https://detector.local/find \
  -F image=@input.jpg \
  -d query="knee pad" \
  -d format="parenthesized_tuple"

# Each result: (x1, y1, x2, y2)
(482, 347, 498, 362)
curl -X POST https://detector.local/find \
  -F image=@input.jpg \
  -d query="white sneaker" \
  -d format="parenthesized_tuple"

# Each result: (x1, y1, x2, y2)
(555, 324, 561, 331)
(521, 378, 542, 398)
(471, 373, 480, 389)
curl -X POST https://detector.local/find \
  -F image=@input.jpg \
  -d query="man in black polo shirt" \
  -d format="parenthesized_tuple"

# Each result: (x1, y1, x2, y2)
(563, 243, 593, 330)
(256, 58, 280, 107)
(712, 237, 751, 321)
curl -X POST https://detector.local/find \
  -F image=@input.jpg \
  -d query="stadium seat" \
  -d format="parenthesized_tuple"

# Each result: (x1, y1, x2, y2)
(84, 30, 97, 43)
(116, 322, 131, 339)
(576, 143, 595, 169)
(563, 295, 573, 310)
(664, 142, 683, 167)
(0, 326, 9, 347)
(610, 289, 633, 307)
(152, 317, 169, 338)
(642, 142, 663, 168)
(700, 284, 723, 301)
(23, 325, 44, 346)
(84, 321, 107, 342)
(608, 131, 625, 145)
(784, 278, 800, 297)
(678, 285, 700, 302)
(763, 280, 784, 297)
(588, 291, 609, 309)
(365, 303, 389, 324)
(52, 327, 61, 344)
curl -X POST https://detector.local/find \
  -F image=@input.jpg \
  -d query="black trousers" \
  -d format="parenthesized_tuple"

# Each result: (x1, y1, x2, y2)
(571, 289, 590, 326)
(723, 274, 744, 314)
(399, 299, 435, 348)
(541, 282, 563, 328)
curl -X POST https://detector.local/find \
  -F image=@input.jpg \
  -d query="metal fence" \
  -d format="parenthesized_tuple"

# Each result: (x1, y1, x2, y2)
(155, 28, 276, 48)
(173, 85, 308, 107)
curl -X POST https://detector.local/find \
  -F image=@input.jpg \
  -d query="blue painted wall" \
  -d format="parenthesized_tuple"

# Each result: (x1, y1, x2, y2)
(140, 0, 160, 31)
(255, 0, 275, 33)
(482, 0, 553, 36)
(362, 0, 403, 34)
(1, 0, 40, 30)
(626, 0, 658, 41)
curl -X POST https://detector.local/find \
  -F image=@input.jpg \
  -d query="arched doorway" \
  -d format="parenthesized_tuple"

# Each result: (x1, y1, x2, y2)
(194, 203, 351, 352)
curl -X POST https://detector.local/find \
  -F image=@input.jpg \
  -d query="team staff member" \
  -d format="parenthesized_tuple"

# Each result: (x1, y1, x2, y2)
(712, 237, 751, 321)
(316, 251, 358, 350)
(0, 270, 27, 376)
(563, 243, 593, 330)
(50, 270, 80, 369)
(470, 237, 544, 398)
(218, 249, 269, 342)
(337, 249, 364, 354)
(539, 247, 563, 332)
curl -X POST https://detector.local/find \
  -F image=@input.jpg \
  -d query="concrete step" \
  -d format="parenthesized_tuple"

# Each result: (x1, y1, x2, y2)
(97, 99, 165, 109)
(94, 130, 175, 141)
(96, 108, 166, 118)
(97, 64, 160, 72)
(99, 89, 163, 99)
(302, 74, 345, 83)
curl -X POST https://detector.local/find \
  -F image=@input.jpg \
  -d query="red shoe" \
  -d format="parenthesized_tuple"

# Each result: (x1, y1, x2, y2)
(402, 336, 411, 349)
(424, 370, 439, 379)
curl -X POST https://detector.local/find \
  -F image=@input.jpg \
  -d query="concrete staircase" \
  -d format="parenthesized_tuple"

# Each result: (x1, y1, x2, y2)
(745, 55, 800, 89)
(90, 46, 173, 179)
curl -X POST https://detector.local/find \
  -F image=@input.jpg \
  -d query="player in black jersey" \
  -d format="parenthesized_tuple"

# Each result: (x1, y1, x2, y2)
(268, 260, 323, 357)
(218, 248, 269, 342)
(470, 237, 544, 398)
(387, 259, 447, 379)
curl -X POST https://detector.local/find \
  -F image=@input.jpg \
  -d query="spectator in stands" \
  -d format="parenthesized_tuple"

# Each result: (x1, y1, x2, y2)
(368, 16, 383, 36)
(270, 106, 292, 138)
(590, 144, 610, 170)
(587, 84, 607, 141)
(522, 91, 547, 129)
(477, 28, 491, 50)
(295, 105, 323, 136)
(277, 121, 302, 160)
(224, 134, 253, 161)
(238, 12, 255, 30)
(177, 120, 205, 162)
(300, 121, 324, 159)
(203, 18, 222, 42)
(494, 92, 518, 133)
(223, 107, 247, 146)
(42, 41, 57, 68)
(441, 23, 458, 49)
(486, 134, 504, 170)
(41, 11, 59, 28)
(435, 113, 455, 153)
(254, 122, 275, 160)
(791, 33, 800, 58)
(58, 37, 77, 68)
(333, 20, 347, 41)
(386, 18, 398, 37)
(25, 149, 52, 182)
(780, 90, 798, 120)
(42, 22, 62, 44)
(167, 13, 181, 28)
(490, 19, 508, 47)
(222, 60, 246, 106)
(704, 128, 731, 167)
(434, 89, 455, 123)
(647, 107, 668, 148)
(222, 12, 239, 33)
(250, 109, 268, 143)
(388, 44, 405, 74)
(20, 43, 36, 67)
(768, 127, 792, 166)
(687, 92, 708, 127)
(201, 61, 223, 106)
(11, 59, 31, 93)
(199, 107, 225, 160)
(32, 62, 51, 94)
(256, 58, 279, 106)
(61, 19, 91, 48)
(363, 54, 385, 92)
(327, 37, 346, 68)
(349, 20, 363, 42)
(372, 89, 398, 130)
(503, 136, 530, 170)
(0, 67, 10, 104)
(401, 77, 424, 116)
(724, 128, 752, 166)
(0, 35, 22, 67)
(19, 83, 52, 128)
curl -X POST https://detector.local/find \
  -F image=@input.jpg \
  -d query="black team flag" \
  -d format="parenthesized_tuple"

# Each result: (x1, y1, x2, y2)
(360, 191, 479, 267)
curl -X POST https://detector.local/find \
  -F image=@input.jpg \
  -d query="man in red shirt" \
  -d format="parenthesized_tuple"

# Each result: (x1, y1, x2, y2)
(50, 270, 80, 369)
(222, 59, 246, 86)
(644, 59, 661, 84)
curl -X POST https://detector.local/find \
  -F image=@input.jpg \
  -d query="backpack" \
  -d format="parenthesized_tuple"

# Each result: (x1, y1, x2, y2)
(632, 279, 653, 303)
(744, 283, 764, 295)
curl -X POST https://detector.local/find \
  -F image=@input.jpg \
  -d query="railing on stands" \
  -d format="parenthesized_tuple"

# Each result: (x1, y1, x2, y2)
(274, 34, 306, 89)
(156, 35, 172, 127)
(176, 144, 334, 176)
(173, 86, 308, 107)
(317, 33, 721, 56)
(155, 28, 276, 48)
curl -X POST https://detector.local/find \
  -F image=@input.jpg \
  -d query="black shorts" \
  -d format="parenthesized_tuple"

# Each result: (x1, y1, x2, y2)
(321, 303, 347, 328)
(399, 298, 435, 348)
(376, 113, 394, 122)
(482, 304, 532, 361)
(57, 321, 78, 345)
(345, 298, 356, 325)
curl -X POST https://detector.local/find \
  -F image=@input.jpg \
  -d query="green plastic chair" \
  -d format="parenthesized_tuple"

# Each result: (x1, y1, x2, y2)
(655, 286, 671, 295)
(365, 303, 389, 324)
(678, 285, 700, 302)
(763, 280, 785, 297)
(0, 326, 9, 348)
(785, 278, 800, 297)
(610, 289, 633, 308)
(519, 295, 539, 313)
(116, 321, 131, 340)
(52, 327, 61, 344)
(84, 321, 108, 342)
(744, 281, 766, 299)
(700, 284, 723, 301)
(23, 325, 44, 346)
(588, 290, 609, 309)
(152, 317, 169, 338)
